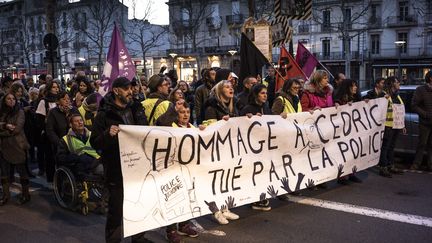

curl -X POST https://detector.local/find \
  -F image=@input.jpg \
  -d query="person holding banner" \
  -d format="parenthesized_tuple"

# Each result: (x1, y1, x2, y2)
(378, 77, 406, 178)
(300, 70, 333, 189)
(300, 70, 334, 113)
(333, 79, 363, 184)
(271, 78, 303, 116)
(203, 80, 240, 224)
(90, 77, 149, 243)
(363, 77, 386, 100)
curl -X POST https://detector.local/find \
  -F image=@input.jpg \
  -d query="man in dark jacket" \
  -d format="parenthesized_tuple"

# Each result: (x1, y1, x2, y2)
(194, 68, 216, 124)
(236, 76, 258, 112)
(363, 77, 386, 99)
(90, 77, 149, 243)
(410, 71, 432, 171)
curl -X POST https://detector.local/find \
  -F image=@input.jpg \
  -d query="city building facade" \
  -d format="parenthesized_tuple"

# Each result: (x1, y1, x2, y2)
(292, 0, 432, 88)
(0, 0, 128, 81)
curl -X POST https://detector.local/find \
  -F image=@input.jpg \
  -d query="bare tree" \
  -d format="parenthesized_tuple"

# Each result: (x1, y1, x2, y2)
(126, 1, 168, 78)
(128, 19, 168, 78)
(312, 0, 372, 76)
(76, 0, 120, 77)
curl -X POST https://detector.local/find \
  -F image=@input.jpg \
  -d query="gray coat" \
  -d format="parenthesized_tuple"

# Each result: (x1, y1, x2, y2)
(0, 109, 29, 164)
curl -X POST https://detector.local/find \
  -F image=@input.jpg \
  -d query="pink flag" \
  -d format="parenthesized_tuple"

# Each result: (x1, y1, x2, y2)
(99, 24, 136, 96)
(295, 41, 319, 78)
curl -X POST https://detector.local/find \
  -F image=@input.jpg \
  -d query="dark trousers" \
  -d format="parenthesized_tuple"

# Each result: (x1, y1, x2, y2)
(1, 160, 28, 179)
(105, 182, 147, 243)
(379, 127, 400, 167)
(413, 123, 432, 168)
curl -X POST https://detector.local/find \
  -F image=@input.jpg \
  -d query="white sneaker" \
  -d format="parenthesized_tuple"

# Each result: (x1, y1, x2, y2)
(213, 211, 229, 225)
(221, 208, 239, 220)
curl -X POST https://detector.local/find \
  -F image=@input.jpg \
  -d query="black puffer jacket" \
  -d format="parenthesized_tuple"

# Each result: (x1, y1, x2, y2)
(204, 96, 238, 121)
(46, 107, 79, 146)
(90, 92, 147, 184)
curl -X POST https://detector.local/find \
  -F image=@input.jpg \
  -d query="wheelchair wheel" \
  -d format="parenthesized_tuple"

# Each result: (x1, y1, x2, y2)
(53, 166, 78, 209)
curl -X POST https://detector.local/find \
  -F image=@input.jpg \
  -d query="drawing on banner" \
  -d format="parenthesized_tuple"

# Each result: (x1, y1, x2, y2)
(123, 129, 202, 227)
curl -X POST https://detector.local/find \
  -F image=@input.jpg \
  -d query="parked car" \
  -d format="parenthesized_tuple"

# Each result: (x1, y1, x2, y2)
(361, 85, 419, 154)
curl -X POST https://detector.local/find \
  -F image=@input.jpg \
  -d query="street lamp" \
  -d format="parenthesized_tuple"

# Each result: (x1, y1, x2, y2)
(169, 53, 177, 70)
(394, 41, 406, 79)
(228, 50, 237, 71)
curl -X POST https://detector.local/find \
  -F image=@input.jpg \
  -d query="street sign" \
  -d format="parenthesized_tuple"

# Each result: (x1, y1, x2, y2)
(43, 33, 59, 50)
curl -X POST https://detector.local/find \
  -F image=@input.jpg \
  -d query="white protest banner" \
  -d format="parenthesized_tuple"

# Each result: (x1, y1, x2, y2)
(392, 104, 405, 129)
(118, 98, 388, 237)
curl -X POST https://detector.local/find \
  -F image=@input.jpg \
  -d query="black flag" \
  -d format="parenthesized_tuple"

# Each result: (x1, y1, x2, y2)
(240, 32, 268, 86)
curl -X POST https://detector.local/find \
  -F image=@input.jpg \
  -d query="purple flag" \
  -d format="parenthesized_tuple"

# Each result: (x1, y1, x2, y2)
(99, 24, 136, 96)
(295, 41, 319, 78)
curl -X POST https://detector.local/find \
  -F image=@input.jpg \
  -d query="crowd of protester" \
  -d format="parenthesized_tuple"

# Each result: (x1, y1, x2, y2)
(0, 67, 431, 243)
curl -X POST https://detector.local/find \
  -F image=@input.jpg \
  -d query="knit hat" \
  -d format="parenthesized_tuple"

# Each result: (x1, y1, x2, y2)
(215, 68, 232, 82)
(112, 77, 131, 88)
(148, 74, 165, 93)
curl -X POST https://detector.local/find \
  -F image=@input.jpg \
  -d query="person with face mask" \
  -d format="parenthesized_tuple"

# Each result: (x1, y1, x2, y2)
(90, 77, 148, 243)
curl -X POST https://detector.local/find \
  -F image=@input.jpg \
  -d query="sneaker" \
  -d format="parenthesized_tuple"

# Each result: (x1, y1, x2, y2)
(166, 230, 182, 243)
(177, 223, 198, 238)
(251, 200, 271, 211)
(379, 167, 392, 178)
(213, 211, 229, 225)
(221, 208, 239, 220)
(348, 175, 362, 183)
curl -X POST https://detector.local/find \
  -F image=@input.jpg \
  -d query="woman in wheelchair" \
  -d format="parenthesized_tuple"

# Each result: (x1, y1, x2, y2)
(56, 113, 102, 175)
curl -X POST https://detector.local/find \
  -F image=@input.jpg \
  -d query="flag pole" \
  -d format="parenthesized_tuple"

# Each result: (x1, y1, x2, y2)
(316, 60, 335, 80)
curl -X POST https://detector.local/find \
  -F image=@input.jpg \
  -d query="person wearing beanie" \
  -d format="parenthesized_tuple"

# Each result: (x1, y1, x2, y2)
(194, 68, 217, 124)
(142, 74, 172, 125)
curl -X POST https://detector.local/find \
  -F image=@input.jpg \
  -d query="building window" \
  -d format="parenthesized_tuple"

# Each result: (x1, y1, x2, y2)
(322, 10, 331, 31)
(344, 8, 351, 29)
(322, 39, 330, 58)
(232, 0, 240, 15)
(399, 1, 408, 20)
(397, 32, 407, 54)
(371, 34, 380, 54)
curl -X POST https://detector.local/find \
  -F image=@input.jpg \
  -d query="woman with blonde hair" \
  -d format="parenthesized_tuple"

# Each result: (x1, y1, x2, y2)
(203, 80, 240, 224)
(300, 70, 334, 112)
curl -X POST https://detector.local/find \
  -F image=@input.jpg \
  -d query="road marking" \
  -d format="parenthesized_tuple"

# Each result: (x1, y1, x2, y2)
(287, 195, 432, 228)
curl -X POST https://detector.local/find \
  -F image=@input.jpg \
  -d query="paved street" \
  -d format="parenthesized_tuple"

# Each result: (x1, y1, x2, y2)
(0, 164, 431, 243)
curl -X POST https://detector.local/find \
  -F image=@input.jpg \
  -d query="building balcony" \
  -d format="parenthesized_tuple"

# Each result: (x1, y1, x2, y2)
(173, 20, 193, 29)
(313, 51, 361, 61)
(226, 14, 244, 25)
(203, 45, 238, 55)
(298, 25, 310, 34)
(386, 15, 417, 28)
(366, 47, 432, 59)
(206, 16, 222, 30)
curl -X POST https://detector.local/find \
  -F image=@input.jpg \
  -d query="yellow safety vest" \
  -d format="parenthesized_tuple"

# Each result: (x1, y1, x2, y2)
(278, 96, 302, 113)
(262, 79, 269, 87)
(141, 98, 170, 125)
(62, 131, 100, 159)
(172, 122, 195, 128)
(78, 105, 93, 127)
(384, 95, 404, 128)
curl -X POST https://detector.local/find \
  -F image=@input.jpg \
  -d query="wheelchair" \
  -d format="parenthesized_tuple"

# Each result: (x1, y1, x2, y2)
(53, 165, 106, 215)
